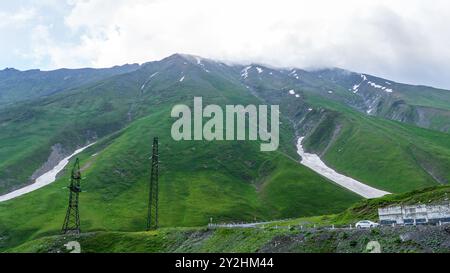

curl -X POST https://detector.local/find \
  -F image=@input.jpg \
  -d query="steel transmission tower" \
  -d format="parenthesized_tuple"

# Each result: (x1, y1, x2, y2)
(147, 137, 159, 230)
(62, 158, 82, 234)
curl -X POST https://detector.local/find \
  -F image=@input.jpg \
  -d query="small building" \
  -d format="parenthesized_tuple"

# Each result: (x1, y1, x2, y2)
(378, 206, 403, 225)
(378, 202, 450, 225)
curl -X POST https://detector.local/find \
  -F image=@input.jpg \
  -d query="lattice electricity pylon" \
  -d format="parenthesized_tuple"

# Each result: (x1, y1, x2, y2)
(62, 158, 82, 234)
(147, 137, 159, 230)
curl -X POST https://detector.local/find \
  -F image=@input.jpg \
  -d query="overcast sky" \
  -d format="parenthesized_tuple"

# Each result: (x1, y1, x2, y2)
(1, 0, 450, 89)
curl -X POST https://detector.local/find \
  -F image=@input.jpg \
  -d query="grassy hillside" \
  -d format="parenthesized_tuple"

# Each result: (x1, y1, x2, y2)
(237, 66, 450, 193)
(0, 65, 140, 107)
(2, 54, 450, 252)
(300, 94, 450, 193)
(0, 106, 361, 250)
(0, 55, 362, 251)
(10, 225, 450, 253)
(0, 71, 145, 194)
(8, 185, 450, 253)
(309, 68, 450, 133)
(263, 185, 450, 228)
(3, 56, 449, 196)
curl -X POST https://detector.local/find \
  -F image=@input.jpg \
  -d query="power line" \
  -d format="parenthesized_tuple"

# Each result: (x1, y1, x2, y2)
(62, 158, 82, 234)
(147, 137, 159, 230)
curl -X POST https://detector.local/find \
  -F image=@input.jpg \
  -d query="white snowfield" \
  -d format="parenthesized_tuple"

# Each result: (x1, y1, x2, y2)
(0, 143, 95, 203)
(296, 137, 390, 199)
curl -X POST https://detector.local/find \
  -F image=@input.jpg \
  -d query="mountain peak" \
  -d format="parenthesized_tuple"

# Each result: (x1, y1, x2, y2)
(163, 53, 196, 61)
(1, 67, 20, 73)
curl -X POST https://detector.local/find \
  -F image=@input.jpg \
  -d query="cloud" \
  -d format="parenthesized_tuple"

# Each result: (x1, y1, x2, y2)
(3, 0, 450, 89)
(0, 7, 36, 28)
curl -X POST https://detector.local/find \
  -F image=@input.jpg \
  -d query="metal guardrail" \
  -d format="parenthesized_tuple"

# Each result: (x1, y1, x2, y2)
(208, 220, 450, 231)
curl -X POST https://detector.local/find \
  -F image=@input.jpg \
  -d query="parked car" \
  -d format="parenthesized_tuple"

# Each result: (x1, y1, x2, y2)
(355, 220, 379, 229)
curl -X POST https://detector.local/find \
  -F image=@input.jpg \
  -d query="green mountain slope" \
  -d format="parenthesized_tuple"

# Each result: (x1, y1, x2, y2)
(0, 54, 362, 250)
(301, 94, 450, 192)
(7, 185, 450, 254)
(237, 66, 450, 193)
(1, 54, 450, 251)
(309, 68, 450, 132)
(0, 64, 140, 107)
(0, 109, 361, 248)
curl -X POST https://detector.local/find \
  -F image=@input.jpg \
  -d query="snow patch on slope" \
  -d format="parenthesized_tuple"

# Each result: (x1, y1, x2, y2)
(351, 74, 393, 93)
(287, 89, 301, 98)
(289, 69, 300, 79)
(241, 66, 252, 79)
(0, 143, 96, 202)
(141, 72, 159, 90)
(195, 56, 202, 65)
(296, 137, 390, 199)
(351, 74, 367, 93)
(367, 81, 393, 93)
(195, 56, 210, 73)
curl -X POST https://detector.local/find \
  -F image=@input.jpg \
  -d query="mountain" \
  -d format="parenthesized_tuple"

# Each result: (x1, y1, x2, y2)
(0, 53, 449, 251)
(309, 68, 450, 133)
(0, 64, 140, 107)
(238, 64, 450, 191)
(0, 54, 361, 250)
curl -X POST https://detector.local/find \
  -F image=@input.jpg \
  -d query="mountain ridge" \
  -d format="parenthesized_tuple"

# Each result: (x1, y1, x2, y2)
(0, 53, 450, 251)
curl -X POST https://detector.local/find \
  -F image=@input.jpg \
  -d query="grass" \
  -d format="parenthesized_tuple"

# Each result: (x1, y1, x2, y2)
(262, 185, 450, 228)
(2, 55, 450, 253)
(6, 227, 292, 253)
(0, 106, 361, 250)
(0, 65, 362, 251)
(237, 67, 450, 194)
(301, 93, 450, 193)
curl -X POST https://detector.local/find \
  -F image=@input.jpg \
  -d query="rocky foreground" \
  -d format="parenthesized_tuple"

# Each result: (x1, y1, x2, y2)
(6, 225, 450, 253)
